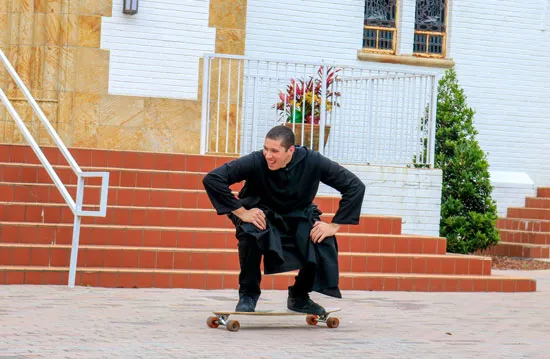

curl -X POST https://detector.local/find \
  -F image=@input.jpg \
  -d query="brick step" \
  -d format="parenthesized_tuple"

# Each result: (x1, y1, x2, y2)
(507, 207, 550, 220)
(0, 266, 535, 292)
(0, 222, 446, 254)
(0, 144, 233, 172)
(0, 202, 400, 235)
(496, 217, 550, 232)
(537, 187, 550, 198)
(0, 244, 488, 275)
(479, 242, 550, 259)
(0, 182, 350, 216)
(499, 229, 550, 246)
(0, 162, 242, 191)
(525, 197, 550, 209)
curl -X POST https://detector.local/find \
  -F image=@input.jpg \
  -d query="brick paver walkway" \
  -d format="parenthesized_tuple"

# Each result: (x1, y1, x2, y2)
(1, 270, 548, 359)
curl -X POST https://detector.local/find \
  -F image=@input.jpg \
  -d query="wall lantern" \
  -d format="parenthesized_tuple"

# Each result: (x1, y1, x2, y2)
(123, 0, 138, 15)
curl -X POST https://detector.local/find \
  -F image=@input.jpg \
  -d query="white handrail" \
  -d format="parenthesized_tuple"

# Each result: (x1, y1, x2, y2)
(0, 49, 109, 288)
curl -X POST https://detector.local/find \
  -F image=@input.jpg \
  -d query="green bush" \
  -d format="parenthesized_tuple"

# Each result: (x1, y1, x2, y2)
(435, 69, 500, 254)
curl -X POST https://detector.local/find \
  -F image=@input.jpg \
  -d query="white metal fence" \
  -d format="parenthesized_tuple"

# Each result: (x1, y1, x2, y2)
(0, 49, 109, 288)
(200, 54, 438, 167)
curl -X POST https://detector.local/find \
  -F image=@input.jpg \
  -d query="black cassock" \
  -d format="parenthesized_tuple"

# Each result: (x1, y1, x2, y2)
(202, 146, 365, 298)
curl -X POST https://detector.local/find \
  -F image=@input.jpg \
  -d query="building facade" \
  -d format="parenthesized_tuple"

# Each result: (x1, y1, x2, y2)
(1, 0, 548, 235)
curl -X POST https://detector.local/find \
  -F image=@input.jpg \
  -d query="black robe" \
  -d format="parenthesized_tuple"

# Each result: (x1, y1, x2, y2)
(202, 146, 366, 297)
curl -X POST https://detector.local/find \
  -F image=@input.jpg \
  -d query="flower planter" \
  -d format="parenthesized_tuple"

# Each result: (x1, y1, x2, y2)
(284, 123, 331, 151)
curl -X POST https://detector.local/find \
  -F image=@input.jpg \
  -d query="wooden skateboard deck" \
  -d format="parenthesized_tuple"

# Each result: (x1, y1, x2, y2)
(207, 308, 341, 331)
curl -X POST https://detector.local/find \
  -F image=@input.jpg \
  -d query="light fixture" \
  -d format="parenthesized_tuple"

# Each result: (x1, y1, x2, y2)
(123, 0, 138, 15)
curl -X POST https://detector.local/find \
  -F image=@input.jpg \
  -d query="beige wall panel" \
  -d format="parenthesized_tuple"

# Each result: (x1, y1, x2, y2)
(46, 13, 61, 45)
(43, 45, 60, 91)
(209, 0, 246, 30)
(72, 92, 99, 147)
(0, 13, 8, 46)
(30, 45, 44, 90)
(173, 126, 201, 154)
(78, 0, 112, 16)
(60, 14, 78, 46)
(48, 0, 63, 14)
(144, 99, 201, 131)
(12, 0, 34, 13)
(57, 91, 73, 123)
(2, 121, 14, 143)
(215, 29, 245, 55)
(58, 46, 76, 91)
(32, 14, 46, 45)
(100, 95, 145, 127)
(18, 12, 34, 45)
(97, 126, 174, 152)
(55, 122, 73, 146)
(11, 101, 35, 142)
(33, 0, 48, 13)
(13, 46, 33, 90)
(77, 15, 100, 47)
(75, 47, 109, 94)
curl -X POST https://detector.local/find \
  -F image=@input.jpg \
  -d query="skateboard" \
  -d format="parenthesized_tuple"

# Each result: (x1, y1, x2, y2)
(206, 308, 341, 332)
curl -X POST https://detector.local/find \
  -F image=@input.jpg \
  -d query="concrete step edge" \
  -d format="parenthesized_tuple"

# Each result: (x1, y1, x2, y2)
(0, 266, 531, 281)
(0, 243, 484, 259)
(0, 221, 441, 239)
(495, 241, 550, 249)
(0, 201, 399, 220)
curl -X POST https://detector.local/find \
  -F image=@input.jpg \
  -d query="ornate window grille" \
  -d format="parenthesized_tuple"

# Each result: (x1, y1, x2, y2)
(414, 0, 447, 57)
(363, 0, 398, 54)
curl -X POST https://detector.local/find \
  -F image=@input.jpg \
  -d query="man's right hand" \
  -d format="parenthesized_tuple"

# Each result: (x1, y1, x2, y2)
(232, 207, 267, 230)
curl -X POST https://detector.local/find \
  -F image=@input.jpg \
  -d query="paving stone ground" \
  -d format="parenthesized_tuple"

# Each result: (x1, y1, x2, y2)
(1, 270, 549, 359)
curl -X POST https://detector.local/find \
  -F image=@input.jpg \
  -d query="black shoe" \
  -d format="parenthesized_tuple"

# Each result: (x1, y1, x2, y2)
(287, 286, 326, 315)
(235, 295, 259, 312)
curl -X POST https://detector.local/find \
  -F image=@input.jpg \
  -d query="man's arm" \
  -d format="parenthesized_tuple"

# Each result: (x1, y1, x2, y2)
(318, 154, 366, 225)
(202, 153, 267, 230)
(202, 153, 256, 215)
(310, 155, 365, 243)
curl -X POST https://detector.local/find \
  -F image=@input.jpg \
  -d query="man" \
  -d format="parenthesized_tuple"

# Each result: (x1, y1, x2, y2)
(202, 125, 365, 314)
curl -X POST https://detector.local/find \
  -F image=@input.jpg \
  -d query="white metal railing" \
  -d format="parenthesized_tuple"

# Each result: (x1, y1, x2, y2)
(200, 53, 438, 167)
(0, 49, 109, 288)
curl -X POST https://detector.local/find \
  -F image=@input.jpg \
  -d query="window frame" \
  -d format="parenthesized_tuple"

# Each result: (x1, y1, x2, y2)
(413, 0, 449, 58)
(362, 0, 400, 55)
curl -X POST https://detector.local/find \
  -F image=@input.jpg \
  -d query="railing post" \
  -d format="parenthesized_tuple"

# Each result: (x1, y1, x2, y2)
(428, 75, 438, 167)
(200, 54, 211, 155)
(319, 64, 327, 155)
(68, 176, 84, 288)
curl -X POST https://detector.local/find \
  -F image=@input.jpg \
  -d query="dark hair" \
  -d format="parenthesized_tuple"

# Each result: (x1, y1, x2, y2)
(265, 125, 295, 150)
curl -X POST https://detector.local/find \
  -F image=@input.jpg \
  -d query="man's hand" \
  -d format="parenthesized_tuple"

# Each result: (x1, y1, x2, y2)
(310, 221, 341, 243)
(232, 207, 266, 230)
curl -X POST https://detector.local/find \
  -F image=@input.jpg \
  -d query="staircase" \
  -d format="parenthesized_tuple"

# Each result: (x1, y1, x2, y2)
(483, 187, 550, 259)
(0, 144, 536, 292)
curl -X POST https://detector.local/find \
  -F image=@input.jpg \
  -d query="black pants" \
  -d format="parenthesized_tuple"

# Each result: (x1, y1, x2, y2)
(237, 235, 315, 298)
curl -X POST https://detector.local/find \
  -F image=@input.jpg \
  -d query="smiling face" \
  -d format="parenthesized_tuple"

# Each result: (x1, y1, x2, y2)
(263, 138, 295, 171)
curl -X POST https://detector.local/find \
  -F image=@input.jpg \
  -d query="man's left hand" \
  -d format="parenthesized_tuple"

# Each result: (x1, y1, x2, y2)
(310, 221, 341, 243)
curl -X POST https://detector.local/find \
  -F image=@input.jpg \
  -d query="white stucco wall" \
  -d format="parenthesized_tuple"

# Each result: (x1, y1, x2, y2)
(101, 0, 216, 100)
(448, 0, 550, 187)
(319, 165, 443, 237)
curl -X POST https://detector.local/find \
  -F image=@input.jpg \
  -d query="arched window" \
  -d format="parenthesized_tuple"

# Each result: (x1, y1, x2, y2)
(363, 0, 398, 54)
(414, 0, 447, 57)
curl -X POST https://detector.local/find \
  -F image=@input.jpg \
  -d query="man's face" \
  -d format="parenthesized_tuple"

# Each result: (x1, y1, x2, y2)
(263, 138, 295, 171)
